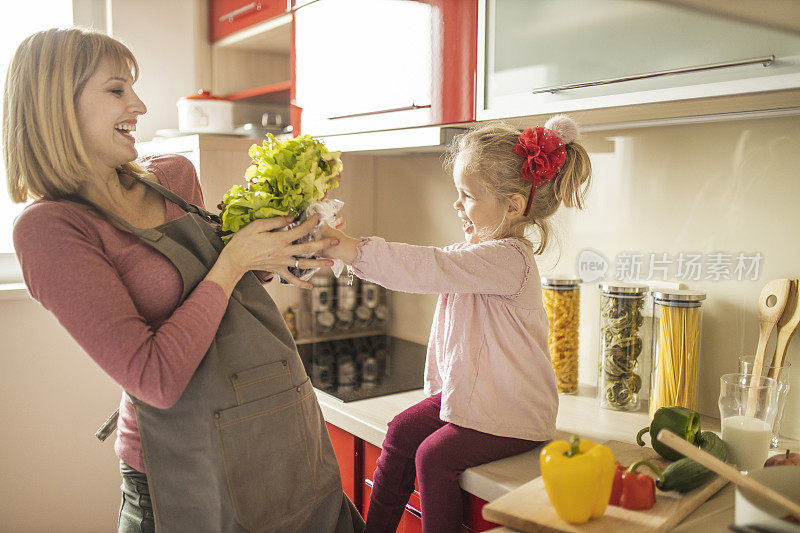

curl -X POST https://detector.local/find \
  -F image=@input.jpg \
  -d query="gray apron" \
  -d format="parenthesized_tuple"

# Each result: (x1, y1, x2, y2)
(75, 175, 362, 533)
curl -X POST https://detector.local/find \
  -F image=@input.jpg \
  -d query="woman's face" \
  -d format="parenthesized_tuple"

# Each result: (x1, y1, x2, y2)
(452, 154, 508, 244)
(75, 57, 146, 173)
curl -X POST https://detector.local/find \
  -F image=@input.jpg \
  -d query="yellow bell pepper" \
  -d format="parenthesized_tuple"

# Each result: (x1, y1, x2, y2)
(539, 435, 616, 524)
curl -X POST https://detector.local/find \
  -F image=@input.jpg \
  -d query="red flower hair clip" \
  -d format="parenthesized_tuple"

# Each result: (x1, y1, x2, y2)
(514, 126, 566, 216)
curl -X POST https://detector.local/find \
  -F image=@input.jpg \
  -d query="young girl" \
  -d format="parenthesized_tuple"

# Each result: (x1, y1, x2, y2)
(322, 116, 592, 532)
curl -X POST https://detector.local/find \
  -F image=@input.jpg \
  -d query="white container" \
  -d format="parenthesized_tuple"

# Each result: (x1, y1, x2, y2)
(735, 466, 800, 532)
(176, 90, 233, 134)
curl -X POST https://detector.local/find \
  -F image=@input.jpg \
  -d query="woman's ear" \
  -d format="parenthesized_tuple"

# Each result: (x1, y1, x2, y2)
(507, 193, 527, 220)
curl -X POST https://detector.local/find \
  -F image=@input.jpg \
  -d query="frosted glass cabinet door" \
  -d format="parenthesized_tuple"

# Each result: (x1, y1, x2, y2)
(478, 0, 800, 119)
(295, 0, 434, 136)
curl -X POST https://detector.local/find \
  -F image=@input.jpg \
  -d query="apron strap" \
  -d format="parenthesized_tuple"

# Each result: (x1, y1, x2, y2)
(132, 173, 222, 226)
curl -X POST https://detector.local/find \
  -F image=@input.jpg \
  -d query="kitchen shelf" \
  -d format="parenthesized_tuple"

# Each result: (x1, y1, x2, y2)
(224, 80, 291, 104)
(294, 329, 388, 346)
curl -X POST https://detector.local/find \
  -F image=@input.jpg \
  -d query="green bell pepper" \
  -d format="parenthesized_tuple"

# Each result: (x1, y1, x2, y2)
(636, 406, 701, 461)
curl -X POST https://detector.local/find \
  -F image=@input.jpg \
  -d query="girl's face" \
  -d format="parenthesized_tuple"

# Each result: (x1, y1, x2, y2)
(75, 58, 146, 174)
(452, 154, 508, 244)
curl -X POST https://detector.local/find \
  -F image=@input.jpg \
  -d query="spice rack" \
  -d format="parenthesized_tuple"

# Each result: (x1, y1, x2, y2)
(292, 273, 390, 346)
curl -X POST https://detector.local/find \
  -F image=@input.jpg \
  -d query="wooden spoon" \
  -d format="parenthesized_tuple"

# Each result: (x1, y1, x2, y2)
(770, 278, 800, 381)
(746, 279, 791, 416)
(657, 428, 800, 519)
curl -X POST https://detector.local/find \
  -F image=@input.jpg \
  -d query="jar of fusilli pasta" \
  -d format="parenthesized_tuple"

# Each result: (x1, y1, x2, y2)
(650, 290, 706, 417)
(542, 277, 581, 394)
(599, 283, 649, 411)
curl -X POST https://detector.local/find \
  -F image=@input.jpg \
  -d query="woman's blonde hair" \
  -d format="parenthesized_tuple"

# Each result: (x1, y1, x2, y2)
(445, 120, 592, 254)
(4, 27, 147, 203)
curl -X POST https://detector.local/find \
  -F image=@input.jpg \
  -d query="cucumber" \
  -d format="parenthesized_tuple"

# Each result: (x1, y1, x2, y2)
(656, 431, 728, 493)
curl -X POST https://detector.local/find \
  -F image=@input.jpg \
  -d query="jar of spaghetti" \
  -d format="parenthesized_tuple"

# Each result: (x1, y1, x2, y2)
(650, 290, 706, 417)
(541, 277, 581, 394)
(598, 283, 649, 411)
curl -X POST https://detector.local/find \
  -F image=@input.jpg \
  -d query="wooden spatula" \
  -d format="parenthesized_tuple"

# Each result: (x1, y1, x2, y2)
(746, 279, 791, 416)
(770, 278, 800, 382)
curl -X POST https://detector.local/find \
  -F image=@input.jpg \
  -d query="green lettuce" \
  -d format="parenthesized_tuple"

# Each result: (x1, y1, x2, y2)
(218, 134, 343, 242)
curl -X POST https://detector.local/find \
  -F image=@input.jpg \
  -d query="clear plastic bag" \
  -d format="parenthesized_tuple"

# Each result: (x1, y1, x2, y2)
(278, 199, 345, 283)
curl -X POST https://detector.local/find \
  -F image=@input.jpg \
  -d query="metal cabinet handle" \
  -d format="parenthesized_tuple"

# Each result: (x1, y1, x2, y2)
(364, 478, 422, 518)
(328, 103, 432, 120)
(219, 2, 262, 23)
(530, 55, 775, 94)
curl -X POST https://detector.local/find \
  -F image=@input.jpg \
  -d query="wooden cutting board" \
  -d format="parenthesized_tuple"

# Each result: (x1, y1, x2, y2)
(482, 440, 728, 532)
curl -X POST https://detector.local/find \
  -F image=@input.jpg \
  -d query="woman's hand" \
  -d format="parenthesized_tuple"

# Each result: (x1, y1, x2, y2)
(320, 224, 360, 264)
(207, 214, 339, 295)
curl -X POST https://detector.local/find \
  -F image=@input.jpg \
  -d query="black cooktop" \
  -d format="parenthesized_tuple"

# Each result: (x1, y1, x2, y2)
(298, 336, 426, 402)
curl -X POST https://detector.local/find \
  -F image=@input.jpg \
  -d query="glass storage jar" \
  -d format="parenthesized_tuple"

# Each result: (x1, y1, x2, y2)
(541, 277, 581, 394)
(650, 290, 706, 418)
(598, 283, 649, 411)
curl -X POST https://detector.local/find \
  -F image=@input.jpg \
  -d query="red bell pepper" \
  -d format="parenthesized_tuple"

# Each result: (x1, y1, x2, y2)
(609, 462, 626, 506)
(608, 460, 664, 511)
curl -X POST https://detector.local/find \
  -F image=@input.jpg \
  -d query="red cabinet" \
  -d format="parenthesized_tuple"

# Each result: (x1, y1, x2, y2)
(209, 1, 291, 42)
(326, 422, 363, 510)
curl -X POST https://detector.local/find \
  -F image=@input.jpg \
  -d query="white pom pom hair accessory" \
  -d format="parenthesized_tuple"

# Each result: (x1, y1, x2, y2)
(544, 114, 580, 145)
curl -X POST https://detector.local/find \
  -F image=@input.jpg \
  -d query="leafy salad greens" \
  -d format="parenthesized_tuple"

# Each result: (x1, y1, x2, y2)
(218, 134, 343, 242)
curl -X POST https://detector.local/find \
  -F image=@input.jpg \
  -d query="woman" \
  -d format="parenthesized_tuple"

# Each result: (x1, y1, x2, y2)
(5, 27, 363, 532)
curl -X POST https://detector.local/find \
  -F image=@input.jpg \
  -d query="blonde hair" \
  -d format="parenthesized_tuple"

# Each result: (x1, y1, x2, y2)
(4, 27, 147, 203)
(445, 120, 592, 254)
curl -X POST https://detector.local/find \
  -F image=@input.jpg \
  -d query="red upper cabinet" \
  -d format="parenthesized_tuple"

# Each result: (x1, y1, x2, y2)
(209, 0, 292, 42)
(293, 0, 477, 136)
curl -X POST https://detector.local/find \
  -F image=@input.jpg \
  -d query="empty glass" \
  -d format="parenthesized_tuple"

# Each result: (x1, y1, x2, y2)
(718, 373, 779, 472)
(738, 356, 791, 448)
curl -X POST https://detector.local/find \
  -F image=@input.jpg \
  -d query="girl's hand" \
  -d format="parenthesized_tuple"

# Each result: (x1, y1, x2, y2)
(320, 224, 360, 264)
(208, 214, 339, 294)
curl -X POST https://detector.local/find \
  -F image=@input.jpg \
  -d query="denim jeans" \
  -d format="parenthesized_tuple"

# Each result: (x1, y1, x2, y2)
(118, 461, 155, 533)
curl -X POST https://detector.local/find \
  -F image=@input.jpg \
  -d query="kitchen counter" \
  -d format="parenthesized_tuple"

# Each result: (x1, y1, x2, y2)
(314, 384, 799, 532)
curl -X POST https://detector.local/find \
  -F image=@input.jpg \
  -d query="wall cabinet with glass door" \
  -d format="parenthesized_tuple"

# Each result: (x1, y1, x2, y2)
(478, 0, 800, 124)
(294, 0, 477, 136)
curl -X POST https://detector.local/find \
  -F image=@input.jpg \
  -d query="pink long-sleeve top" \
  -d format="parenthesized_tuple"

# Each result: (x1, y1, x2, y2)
(13, 155, 229, 473)
(350, 237, 558, 441)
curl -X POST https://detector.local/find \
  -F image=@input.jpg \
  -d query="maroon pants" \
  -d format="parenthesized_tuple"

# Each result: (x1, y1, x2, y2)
(364, 393, 541, 533)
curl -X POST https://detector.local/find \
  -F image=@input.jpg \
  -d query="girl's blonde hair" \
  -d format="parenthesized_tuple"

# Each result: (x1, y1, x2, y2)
(4, 27, 147, 203)
(445, 120, 592, 254)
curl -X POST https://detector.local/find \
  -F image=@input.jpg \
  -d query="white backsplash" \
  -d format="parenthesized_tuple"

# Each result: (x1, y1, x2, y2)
(342, 115, 800, 440)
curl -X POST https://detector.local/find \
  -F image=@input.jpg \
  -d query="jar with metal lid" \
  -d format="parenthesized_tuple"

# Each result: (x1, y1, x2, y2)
(650, 290, 706, 417)
(598, 283, 648, 411)
(541, 277, 581, 394)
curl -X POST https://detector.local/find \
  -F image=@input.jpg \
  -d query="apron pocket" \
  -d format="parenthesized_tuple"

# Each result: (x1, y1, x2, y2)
(231, 360, 292, 405)
(215, 379, 333, 530)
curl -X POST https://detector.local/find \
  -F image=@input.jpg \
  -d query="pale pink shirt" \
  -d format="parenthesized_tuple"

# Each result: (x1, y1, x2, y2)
(350, 237, 558, 441)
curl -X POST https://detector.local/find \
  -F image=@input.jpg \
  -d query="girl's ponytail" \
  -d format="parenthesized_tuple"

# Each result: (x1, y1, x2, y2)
(552, 142, 592, 210)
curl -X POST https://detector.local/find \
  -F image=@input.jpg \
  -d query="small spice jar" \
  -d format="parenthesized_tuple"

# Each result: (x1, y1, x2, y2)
(650, 290, 706, 417)
(541, 277, 581, 394)
(598, 283, 648, 411)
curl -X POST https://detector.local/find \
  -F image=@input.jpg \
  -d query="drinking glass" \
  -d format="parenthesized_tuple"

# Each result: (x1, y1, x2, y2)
(738, 356, 791, 448)
(718, 373, 779, 472)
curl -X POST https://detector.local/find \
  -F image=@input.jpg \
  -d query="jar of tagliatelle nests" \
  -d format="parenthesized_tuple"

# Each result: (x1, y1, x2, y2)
(598, 283, 649, 411)
(541, 277, 581, 394)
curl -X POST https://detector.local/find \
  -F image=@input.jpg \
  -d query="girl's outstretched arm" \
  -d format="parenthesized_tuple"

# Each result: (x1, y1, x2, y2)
(320, 225, 528, 296)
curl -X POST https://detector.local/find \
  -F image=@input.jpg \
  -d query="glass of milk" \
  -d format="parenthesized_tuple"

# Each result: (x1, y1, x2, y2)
(738, 356, 791, 448)
(718, 373, 779, 472)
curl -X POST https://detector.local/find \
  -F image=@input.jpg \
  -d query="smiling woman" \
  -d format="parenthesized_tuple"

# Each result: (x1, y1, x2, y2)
(3, 25, 360, 533)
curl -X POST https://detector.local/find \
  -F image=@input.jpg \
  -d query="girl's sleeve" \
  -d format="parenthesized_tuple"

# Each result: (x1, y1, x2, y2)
(13, 203, 229, 409)
(349, 237, 528, 296)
